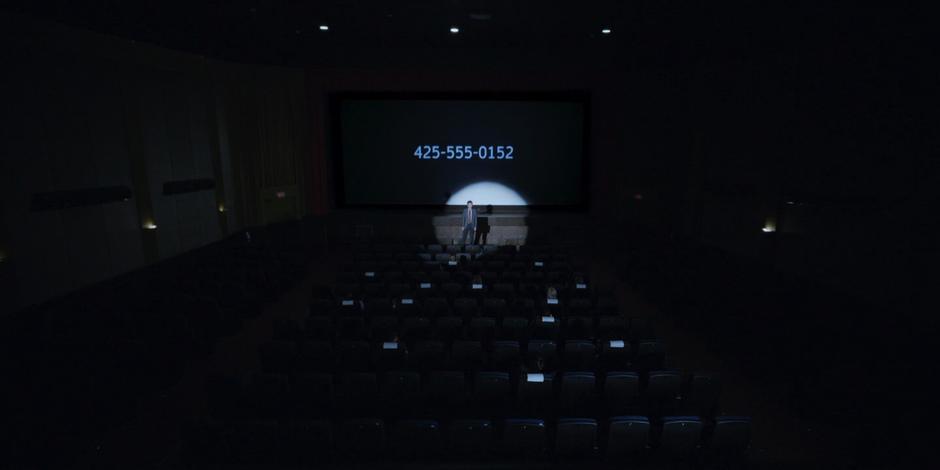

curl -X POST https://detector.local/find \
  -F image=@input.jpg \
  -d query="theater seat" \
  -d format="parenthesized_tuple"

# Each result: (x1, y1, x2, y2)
(337, 340, 371, 370)
(336, 372, 378, 414)
(559, 372, 596, 413)
(422, 297, 450, 317)
(565, 316, 595, 339)
(492, 283, 515, 299)
(448, 419, 494, 458)
(380, 371, 421, 413)
(563, 340, 596, 370)
(659, 416, 703, 456)
(434, 316, 463, 341)
(499, 316, 529, 341)
(604, 371, 640, 414)
(451, 340, 484, 370)
(646, 369, 682, 415)
(484, 297, 508, 317)
(635, 339, 666, 371)
(517, 371, 555, 412)
(442, 282, 463, 298)
(606, 416, 650, 458)
(225, 420, 279, 464)
(686, 372, 721, 417)
(279, 420, 333, 466)
(453, 297, 479, 317)
(368, 315, 399, 341)
(391, 419, 442, 459)
(554, 418, 598, 458)
(568, 298, 592, 315)
(401, 316, 431, 340)
(412, 340, 446, 370)
(707, 416, 751, 464)
(473, 371, 511, 411)
(468, 317, 497, 341)
(526, 339, 558, 369)
(425, 370, 467, 411)
(491, 340, 521, 369)
(500, 419, 547, 459)
(597, 316, 627, 339)
(373, 340, 407, 371)
(338, 418, 385, 459)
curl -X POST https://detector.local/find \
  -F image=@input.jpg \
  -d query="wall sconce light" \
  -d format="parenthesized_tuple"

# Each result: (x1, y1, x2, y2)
(142, 220, 158, 230)
(218, 203, 226, 213)
(762, 217, 777, 233)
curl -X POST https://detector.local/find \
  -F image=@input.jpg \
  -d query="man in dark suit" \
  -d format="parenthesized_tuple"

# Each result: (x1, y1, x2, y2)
(461, 200, 478, 245)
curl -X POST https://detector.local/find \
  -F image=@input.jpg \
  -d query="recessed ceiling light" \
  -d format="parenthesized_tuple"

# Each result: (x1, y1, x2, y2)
(319, 25, 329, 31)
(601, 28, 612, 34)
(450, 26, 460, 34)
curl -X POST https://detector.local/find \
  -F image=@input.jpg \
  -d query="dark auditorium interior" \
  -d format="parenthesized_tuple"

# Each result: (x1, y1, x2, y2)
(0, 2, 930, 469)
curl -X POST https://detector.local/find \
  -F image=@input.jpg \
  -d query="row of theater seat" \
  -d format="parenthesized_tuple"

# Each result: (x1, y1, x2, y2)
(352, 242, 564, 254)
(331, 268, 584, 285)
(349, 243, 572, 259)
(311, 298, 615, 321)
(186, 416, 751, 464)
(259, 337, 667, 372)
(192, 238, 750, 465)
(283, 314, 654, 344)
(209, 368, 719, 419)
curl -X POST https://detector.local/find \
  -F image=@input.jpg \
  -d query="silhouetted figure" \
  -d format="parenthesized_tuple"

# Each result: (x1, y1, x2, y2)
(461, 200, 478, 245)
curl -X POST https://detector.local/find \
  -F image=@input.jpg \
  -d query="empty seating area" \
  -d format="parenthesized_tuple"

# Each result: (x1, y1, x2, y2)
(191, 241, 752, 466)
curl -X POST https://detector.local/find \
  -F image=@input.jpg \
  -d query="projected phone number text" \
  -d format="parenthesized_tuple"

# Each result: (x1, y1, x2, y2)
(414, 145, 514, 160)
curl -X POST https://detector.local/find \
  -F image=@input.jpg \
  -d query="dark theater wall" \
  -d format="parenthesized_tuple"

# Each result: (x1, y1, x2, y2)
(0, 17, 313, 313)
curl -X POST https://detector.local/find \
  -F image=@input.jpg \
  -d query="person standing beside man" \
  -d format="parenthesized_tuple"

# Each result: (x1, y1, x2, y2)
(461, 200, 478, 245)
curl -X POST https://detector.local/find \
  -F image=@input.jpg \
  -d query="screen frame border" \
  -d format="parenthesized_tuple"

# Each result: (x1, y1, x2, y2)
(328, 91, 591, 211)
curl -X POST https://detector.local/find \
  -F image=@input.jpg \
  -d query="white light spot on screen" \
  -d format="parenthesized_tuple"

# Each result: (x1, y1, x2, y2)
(447, 181, 527, 206)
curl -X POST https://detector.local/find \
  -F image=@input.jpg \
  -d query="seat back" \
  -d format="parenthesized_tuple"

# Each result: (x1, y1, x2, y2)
(709, 416, 751, 460)
(500, 316, 529, 341)
(604, 371, 640, 414)
(380, 371, 421, 409)
(560, 372, 596, 412)
(501, 419, 547, 459)
(647, 369, 682, 402)
(337, 372, 378, 412)
(473, 371, 511, 407)
(338, 419, 385, 458)
(606, 416, 650, 457)
(425, 370, 467, 409)
(412, 340, 446, 370)
(660, 416, 703, 455)
(391, 419, 442, 458)
(563, 340, 596, 369)
(688, 373, 721, 417)
(491, 340, 521, 369)
(451, 340, 484, 370)
(554, 418, 598, 458)
(447, 419, 494, 457)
